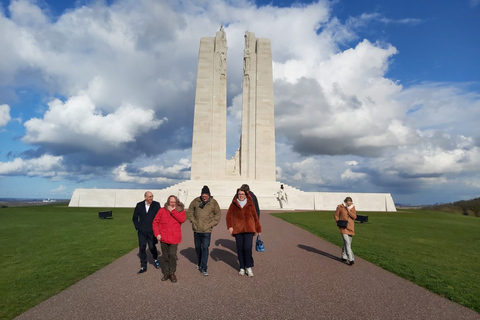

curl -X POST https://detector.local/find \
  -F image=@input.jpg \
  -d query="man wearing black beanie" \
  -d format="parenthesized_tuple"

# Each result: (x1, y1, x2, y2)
(187, 185, 221, 276)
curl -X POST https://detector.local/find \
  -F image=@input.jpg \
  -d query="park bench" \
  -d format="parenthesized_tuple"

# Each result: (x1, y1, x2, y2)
(98, 210, 113, 219)
(355, 214, 368, 223)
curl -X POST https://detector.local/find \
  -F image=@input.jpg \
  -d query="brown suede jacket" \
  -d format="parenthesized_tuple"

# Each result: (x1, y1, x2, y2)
(226, 197, 262, 235)
(334, 204, 357, 236)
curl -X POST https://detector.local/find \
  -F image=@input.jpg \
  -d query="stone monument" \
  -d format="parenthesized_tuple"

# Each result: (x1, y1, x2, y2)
(190, 29, 276, 181)
(69, 27, 396, 211)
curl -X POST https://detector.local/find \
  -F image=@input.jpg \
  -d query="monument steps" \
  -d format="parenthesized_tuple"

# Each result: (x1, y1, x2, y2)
(69, 180, 395, 212)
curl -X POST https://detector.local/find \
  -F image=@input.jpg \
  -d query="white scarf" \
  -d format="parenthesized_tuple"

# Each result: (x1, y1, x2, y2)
(237, 198, 247, 208)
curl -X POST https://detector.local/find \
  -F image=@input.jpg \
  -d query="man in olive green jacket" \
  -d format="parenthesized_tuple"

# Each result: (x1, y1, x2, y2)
(188, 185, 221, 276)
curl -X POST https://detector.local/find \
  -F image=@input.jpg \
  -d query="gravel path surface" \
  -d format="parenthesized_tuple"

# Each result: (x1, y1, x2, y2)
(15, 210, 480, 320)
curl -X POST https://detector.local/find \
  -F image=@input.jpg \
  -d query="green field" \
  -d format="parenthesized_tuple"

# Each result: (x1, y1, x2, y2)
(273, 209, 480, 313)
(0, 204, 138, 320)
(1, 206, 479, 318)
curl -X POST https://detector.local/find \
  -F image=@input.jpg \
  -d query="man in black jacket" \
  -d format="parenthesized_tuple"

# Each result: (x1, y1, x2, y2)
(241, 184, 260, 219)
(132, 191, 161, 274)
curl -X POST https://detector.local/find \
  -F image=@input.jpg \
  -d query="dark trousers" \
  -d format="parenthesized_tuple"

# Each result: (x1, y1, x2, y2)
(234, 233, 254, 269)
(194, 232, 211, 271)
(138, 231, 158, 268)
(160, 242, 178, 274)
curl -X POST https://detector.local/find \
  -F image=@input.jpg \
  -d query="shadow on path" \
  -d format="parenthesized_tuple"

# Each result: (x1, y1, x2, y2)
(214, 238, 237, 252)
(210, 248, 238, 270)
(297, 244, 343, 263)
(179, 247, 197, 265)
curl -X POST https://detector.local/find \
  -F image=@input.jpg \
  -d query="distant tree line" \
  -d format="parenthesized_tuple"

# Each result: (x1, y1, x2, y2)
(422, 197, 480, 217)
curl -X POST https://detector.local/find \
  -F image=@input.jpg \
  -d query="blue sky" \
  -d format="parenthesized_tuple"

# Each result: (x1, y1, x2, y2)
(0, 0, 479, 205)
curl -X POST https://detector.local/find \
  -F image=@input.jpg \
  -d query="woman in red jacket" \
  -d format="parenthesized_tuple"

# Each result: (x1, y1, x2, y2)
(153, 195, 186, 282)
(334, 196, 357, 265)
(226, 188, 262, 277)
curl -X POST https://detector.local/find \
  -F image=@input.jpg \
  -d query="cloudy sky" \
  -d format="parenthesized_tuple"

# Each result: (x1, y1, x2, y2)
(0, 0, 479, 205)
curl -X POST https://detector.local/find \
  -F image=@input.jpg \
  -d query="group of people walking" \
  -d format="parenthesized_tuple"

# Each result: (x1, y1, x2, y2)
(132, 184, 262, 282)
(133, 186, 357, 283)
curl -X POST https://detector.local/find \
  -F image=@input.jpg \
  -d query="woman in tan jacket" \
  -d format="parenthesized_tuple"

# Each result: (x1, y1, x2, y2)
(334, 197, 357, 265)
(226, 188, 262, 277)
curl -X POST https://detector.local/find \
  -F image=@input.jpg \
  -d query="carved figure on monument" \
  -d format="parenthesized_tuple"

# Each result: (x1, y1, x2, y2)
(243, 32, 252, 75)
(244, 31, 251, 50)
(217, 26, 227, 53)
(220, 25, 226, 44)
(243, 54, 251, 74)
(215, 26, 227, 76)
(220, 52, 226, 68)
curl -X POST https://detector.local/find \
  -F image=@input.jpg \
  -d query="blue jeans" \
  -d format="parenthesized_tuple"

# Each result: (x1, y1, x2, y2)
(194, 232, 211, 271)
(234, 233, 254, 269)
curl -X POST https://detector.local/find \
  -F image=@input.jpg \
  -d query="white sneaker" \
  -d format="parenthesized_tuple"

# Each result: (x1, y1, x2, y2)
(246, 267, 254, 277)
(238, 268, 245, 276)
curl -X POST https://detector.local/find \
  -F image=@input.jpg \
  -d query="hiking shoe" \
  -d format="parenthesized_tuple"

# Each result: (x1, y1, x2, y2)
(201, 270, 209, 276)
(161, 273, 170, 281)
(154, 260, 160, 269)
(246, 268, 254, 277)
(238, 268, 245, 276)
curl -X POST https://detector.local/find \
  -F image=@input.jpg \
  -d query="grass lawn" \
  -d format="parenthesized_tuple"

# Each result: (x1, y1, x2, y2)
(272, 209, 480, 313)
(0, 204, 138, 320)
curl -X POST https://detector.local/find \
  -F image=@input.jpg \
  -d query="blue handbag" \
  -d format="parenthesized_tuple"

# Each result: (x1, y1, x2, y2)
(255, 235, 265, 252)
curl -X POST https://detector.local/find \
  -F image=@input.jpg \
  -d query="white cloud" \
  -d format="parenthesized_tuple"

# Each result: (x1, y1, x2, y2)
(0, 154, 64, 177)
(140, 158, 191, 178)
(113, 157, 190, 184)
(0, 104, 11, 127)
(283, 157, 328, 184)
(51, 185, 66, 193)
(272, 36, 420, 158)
(341, 168, 367, 180)
(22, 93, 166, 152)
(379, 133, 480, 177)
(346, 13, 422, 28)
(400, 83, 480, 136)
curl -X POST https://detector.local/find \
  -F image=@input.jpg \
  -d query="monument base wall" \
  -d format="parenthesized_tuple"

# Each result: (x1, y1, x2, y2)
(69, 181, 396, 212)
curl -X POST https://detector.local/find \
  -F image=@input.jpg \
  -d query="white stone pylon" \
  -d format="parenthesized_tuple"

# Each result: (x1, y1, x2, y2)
(240, 31, 276, 181)
(190, 26, 228, 180)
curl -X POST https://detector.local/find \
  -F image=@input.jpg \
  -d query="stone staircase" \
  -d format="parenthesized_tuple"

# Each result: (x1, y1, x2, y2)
(69, 180, 396, 211)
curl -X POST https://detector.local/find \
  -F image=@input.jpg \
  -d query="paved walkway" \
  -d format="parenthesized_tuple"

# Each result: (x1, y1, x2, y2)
(16, 211, 479, 320)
